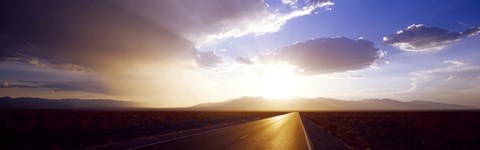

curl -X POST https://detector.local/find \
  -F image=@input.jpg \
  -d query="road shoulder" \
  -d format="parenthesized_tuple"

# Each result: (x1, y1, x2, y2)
(300, 114, 349, 150)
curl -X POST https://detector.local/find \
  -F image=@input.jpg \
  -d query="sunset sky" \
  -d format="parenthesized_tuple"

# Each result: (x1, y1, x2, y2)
(1, 0, 480, 107)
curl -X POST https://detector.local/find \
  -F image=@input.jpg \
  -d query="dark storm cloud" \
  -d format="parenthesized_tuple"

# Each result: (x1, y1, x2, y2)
(235, 57, 255, 65)
(261, 37, 382, 75)
(383, 24, 480, 51)
(0, 0, 196, 71)
(195, 51, 225, 67)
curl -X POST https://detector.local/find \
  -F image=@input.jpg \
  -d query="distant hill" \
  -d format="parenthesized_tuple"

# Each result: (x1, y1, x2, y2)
(0, 97, 138, 109)
(1, 96, 476, 110)
(190, 97, 476, 111)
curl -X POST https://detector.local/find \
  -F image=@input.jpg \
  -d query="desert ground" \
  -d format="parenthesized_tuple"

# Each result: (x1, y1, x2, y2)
(1, 109, 479, 149)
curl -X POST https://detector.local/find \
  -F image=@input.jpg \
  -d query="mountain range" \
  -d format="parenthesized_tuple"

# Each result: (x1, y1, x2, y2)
(190, 97, 476, 111)
(0, 96, 476, 110)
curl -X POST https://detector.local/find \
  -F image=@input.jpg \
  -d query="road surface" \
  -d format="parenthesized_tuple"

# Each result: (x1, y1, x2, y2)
(131, 112, 311, 150)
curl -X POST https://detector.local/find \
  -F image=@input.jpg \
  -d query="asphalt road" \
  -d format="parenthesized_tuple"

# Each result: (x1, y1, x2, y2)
(131, 112, 311, 150)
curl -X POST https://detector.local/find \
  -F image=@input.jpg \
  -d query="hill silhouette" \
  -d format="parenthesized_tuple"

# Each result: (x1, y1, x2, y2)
(1, 96, 475, 110)
(190, 97, 476, 111)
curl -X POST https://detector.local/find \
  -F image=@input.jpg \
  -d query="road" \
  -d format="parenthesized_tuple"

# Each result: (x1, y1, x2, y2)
(131, 112, 311, 150)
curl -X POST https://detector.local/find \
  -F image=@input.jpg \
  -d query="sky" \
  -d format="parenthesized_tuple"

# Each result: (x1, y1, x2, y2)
(1, 0, 480, 107)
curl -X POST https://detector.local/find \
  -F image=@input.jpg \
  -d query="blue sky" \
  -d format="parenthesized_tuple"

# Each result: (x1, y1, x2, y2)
(1, 0, 479, 107)
(211, 0, 480, 55)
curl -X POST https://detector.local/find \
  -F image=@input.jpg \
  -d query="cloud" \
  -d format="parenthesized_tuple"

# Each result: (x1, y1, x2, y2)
(1, 81, 9, 88)
(1, 0, 197, 72)
(0, 54, 44, 67)
(383, 24, 480, 51)
(403, 59, 479, 92)
(348, 75, 364, 79)
(393, 61, 480, 107)
(0, 80, 43, 88)
(40, 81, 111, 94)
(376, 50, 387, 59)
(0, 0, 334, 69)
(0, 0, 334, 105)
(444, 75, 460, 81)
(0, 50, 86, 72)
(0, 47, 46, 67)
(260, 37, 383, 75)
(0, 80, 110, 94)
(0, 0, 220, 105)
(200, 0, 333, 43)
(444, 59, 468, 67)
(235, 57, 255, 65)
(463, 26, 480, 37)
(282, 0, 298, 6)
(114, 0, 333, 44)
(195, 50, 225, 67)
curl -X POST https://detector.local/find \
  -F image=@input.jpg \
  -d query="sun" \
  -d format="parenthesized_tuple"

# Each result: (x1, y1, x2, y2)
(259, 64, 299, 99)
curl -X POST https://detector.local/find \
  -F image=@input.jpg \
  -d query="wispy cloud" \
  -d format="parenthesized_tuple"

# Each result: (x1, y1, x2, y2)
(402, 59, 479, 93)
(0, 80, 110, 94)
(282, 0, 298, 6)
(198, 0, 334, 44)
